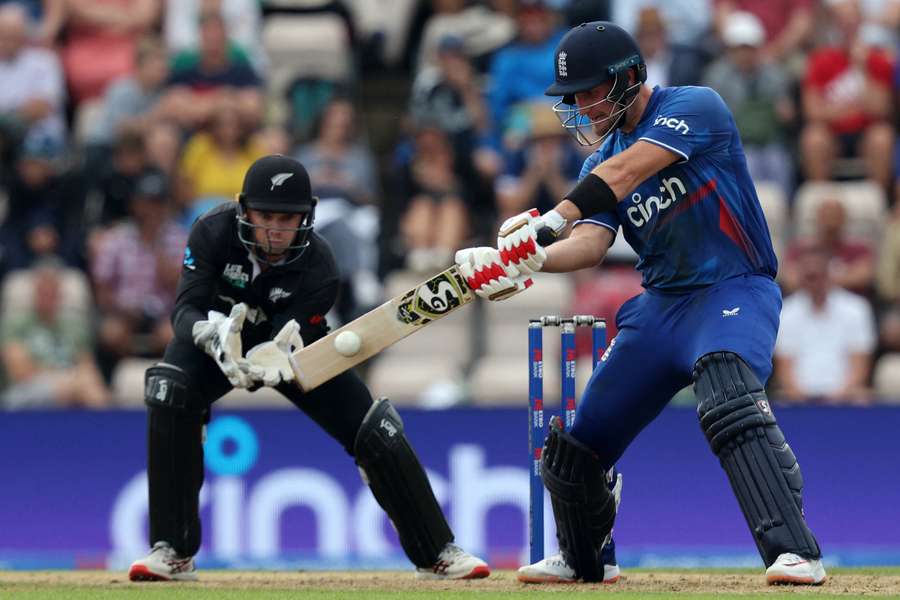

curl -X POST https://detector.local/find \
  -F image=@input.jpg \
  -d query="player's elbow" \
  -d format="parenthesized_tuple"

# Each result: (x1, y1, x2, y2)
(598, 158, 640, 197)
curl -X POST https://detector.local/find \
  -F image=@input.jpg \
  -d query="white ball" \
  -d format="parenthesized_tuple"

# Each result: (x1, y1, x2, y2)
(334, 330, 362, 357)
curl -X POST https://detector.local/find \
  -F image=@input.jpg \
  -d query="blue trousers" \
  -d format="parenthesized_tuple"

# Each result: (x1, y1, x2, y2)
(571, 274, 782, 469)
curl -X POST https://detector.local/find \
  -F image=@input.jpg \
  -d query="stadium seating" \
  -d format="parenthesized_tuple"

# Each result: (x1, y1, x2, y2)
(872, 353, 900, 404)
(793, 180, 888, 242)
(755, 181, 788, 263)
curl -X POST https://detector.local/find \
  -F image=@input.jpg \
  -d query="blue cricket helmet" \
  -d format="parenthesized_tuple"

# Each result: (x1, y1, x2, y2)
(545, 21, 647, 104)
(544, 22, 647, 145)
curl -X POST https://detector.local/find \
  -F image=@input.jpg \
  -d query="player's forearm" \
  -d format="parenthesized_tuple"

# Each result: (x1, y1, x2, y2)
(541, 231, 609, 273)
(172, 303, 207, 343)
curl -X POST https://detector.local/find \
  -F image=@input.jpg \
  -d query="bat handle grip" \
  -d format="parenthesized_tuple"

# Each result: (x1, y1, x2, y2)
(536, 226, 559, 248)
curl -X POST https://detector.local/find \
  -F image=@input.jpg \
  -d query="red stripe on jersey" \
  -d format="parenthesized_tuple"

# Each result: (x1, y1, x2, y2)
(718, 196, 758, 264)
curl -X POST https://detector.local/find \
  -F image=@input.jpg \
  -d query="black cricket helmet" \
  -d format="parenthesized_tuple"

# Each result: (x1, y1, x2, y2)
(544, 21, 647, 146)
(236, 154, 317, 264)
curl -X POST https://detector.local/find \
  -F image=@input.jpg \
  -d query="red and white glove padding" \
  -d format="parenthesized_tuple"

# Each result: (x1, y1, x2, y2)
(497, 208, 566, 276)
(455, 247, 534, 301)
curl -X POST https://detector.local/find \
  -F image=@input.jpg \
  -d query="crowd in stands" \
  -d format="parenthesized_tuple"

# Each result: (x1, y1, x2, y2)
(0, 0, 898, 409)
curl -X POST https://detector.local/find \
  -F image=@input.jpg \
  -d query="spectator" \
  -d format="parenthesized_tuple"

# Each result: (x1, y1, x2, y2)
(782, 199, 875, 296)
(90, 169, 186, 379)
(294, 97, 382, 318)
(92, 126, 147, 227)
(58, 0, 159, 105)
(634, 7, 707, 89)
(409, 35, 490, 156)
(0, 3, 66, 159)
(494, 102, 582, 221)
(177, 96, 265, 222)
(713, 0, 815, 64)
(164, 0, 265, 73)
(486, 0, 565, 147)
(800, 0, 895, 189)
(613, 0, 713, 49)
(0, 259, 111, 409)
(703, 11, 795, 194)
(394, 121, 469, 273)
(143, 119, 183, 177)
(0, 133, 86, 276)
(166, 9, 263, 130)
(295, 97, 378, 206)
(4, 0, 66, 46)
(775, 246, 876, 404)
(416, 0, 515, 73)
(85, 36, 177, 149)
(876, 200, 900, 303)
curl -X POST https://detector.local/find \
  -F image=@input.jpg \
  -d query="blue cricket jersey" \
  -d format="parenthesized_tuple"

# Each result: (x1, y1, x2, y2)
(577, 86, 778, 290)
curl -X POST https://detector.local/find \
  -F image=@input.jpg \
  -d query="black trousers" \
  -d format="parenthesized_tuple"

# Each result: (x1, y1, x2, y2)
(149, 334, 374, 554)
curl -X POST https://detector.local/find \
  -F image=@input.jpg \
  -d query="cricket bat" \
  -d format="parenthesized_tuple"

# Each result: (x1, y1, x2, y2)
(290, 265, 475, 392)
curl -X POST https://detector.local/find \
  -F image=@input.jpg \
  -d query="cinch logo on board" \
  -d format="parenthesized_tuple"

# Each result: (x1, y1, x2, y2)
(626, 176, 688, 228)
(653, 115, 690, 134)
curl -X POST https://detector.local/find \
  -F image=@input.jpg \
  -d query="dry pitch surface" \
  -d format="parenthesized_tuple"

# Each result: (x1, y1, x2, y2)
(2, 569, 900, 599)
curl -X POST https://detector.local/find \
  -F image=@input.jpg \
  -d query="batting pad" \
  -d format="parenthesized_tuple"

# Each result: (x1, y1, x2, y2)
(695, 352, 821, 566)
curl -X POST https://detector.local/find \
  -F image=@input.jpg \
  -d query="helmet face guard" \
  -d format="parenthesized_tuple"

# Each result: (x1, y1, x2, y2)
(552, 71, 644, 146)
(236, 200, 317, 266)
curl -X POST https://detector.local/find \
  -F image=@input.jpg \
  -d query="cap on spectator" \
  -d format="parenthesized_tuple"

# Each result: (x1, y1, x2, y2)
(722, 11, 765, 47)
(19, 132, 64, 162)
(437, 34, 465, 55)
(133, 168, 169, 201)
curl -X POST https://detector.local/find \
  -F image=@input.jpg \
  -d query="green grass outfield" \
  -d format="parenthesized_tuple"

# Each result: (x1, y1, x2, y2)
(1, 568, 899, 599)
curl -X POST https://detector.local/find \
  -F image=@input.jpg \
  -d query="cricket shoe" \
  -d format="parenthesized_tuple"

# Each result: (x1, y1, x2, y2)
(128, 542, 198, 582)
(415, 543, 491, 580)
(765, 553, 826, 585)
(517, 553, 620, 584)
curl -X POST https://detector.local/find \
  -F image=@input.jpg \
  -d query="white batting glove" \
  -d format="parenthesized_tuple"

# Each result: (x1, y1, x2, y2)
(497, 208, 567, 276)
(455, 246, 533, 301)
(241, 320, 304, 387)
(192, 303, 251, 388)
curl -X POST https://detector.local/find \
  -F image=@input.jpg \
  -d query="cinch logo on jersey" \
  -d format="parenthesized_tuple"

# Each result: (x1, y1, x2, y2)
(222, 263, 249, 288)
(652, 115, 690, 134)
(269, 287, 292, 302)
(626, 176, 688, 228)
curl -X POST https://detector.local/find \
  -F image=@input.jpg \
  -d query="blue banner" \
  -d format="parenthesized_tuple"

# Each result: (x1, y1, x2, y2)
(0, 406, 897, 569)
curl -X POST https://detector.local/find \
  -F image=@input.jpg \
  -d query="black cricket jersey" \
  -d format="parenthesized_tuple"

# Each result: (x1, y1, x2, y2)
(172, 202, 339, 345)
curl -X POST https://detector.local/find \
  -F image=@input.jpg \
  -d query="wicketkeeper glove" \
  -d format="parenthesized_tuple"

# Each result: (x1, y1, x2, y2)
(497, 208, 566, 276)
(241, 319, 304, 388)
(455, 246, 533, 301)
(192, 303, 251, 388)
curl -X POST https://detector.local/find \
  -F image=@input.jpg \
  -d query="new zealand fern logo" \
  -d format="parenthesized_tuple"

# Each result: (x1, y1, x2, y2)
(270, 172, 294, 190)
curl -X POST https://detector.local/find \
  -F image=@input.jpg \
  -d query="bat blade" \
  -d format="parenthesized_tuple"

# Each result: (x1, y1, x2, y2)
(291, 265, 474, 392)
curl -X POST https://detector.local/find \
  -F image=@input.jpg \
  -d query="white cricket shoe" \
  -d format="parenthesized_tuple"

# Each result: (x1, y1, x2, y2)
(128, 542, 198, 582)
(766, 552, 826, 585)
(415, 543, 491, 580)
(517, 553, 620, 584)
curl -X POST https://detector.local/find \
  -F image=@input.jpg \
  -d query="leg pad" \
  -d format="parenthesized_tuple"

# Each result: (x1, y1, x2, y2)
(354, 398, 453, 567)
(541, 417, 616, 582)
(694, 352, 820, 566)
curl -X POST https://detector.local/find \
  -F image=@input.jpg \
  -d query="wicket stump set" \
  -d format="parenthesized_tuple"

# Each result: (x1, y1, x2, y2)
(528, 315, 606, 563)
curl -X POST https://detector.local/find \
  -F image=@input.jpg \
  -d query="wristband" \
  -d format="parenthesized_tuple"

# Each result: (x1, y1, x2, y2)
(564, 173, 618, 217)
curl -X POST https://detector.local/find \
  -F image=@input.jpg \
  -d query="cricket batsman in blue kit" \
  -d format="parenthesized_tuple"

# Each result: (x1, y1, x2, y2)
(455, 22, 825, 586)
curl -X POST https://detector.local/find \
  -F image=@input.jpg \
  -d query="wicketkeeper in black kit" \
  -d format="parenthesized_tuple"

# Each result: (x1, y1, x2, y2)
(128, 155, 490, 581)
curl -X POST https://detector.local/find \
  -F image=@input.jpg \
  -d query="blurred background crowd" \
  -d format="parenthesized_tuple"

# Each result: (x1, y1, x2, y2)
(0, 0, 899, 411)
